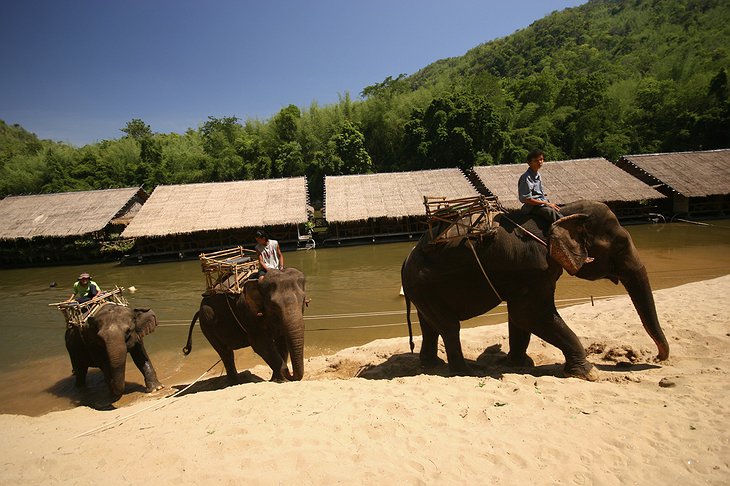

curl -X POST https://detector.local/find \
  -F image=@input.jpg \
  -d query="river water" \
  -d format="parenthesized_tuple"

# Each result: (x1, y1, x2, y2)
(1, 220, 728, 416)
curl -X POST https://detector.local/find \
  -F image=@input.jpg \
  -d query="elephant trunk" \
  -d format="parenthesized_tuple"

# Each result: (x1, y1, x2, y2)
(99, 327, 128, 401)
(106, 343, 128, 401)
(284, 314, 305, 381)
(620, 265, 670, 361)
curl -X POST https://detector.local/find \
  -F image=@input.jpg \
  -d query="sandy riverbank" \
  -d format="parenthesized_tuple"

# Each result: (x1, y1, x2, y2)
(1, 275, 728, 484)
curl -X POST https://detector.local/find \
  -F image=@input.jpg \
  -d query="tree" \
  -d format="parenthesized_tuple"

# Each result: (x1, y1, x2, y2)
(403, 92, 509, 169)
(121, 119, 152, 140)
(332, 120, 372, 175)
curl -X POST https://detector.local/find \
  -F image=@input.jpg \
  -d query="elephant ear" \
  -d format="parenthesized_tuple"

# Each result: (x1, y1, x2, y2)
(549, 213, 590, 275)
(243, 280, 264, 317)
(133, 308, 158, 341)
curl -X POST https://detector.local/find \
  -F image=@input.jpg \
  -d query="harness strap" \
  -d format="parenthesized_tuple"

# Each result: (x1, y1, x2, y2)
(225, 294, 249, 335)
(465, 239, 503, 302)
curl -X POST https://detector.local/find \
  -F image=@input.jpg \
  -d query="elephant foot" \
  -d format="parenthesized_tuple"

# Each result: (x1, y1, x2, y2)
(564, 362, 599, 381)
(500, 353, 535, 368)
(146, 382, 164, 393)
(419, 355, 446, 368)
(447, 360, 477, 377)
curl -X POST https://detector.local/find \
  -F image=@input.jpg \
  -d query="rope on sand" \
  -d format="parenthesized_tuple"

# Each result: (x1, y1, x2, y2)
(70, 359, 222, 440)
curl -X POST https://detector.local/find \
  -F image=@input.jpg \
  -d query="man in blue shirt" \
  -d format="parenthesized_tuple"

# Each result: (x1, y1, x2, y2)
(518, 149, 561, 223)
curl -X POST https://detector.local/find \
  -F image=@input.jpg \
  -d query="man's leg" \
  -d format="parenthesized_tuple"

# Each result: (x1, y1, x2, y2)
(533, 205, 561, 222)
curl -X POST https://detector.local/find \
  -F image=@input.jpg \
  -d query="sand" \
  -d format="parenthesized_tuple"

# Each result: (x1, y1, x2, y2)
(1, 275, 728, 485)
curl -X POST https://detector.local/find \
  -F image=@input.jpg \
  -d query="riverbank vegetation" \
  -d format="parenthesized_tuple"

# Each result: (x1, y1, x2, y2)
(2, 0, 728, 206)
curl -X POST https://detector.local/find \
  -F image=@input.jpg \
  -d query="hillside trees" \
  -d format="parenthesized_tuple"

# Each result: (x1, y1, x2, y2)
(1, 0, 728, 203)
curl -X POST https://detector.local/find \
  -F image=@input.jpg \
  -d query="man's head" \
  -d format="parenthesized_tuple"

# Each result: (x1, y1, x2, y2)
(526, 149, 545, 171)
(78, 273, 91, 284)
(255, 229, 268, 245)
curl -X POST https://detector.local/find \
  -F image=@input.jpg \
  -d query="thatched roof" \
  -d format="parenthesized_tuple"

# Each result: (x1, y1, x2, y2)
(471, 158, 665, 210)
(0, 187, 146, 240)
(121, 178, 309, 238)
(617, 149, 730, 197)
(324, 169, 478, 223)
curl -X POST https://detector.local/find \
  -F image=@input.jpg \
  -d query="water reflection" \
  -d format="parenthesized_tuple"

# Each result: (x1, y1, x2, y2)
(0, 220, 728, 415)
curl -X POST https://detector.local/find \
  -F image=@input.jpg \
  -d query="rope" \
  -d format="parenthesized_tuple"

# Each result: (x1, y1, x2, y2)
(499, 214, 548, 247)
(148, 294, 627, 329)
(465, 239, 503, 302)
(225, 294, 249, 336)
(71, 359, 223, 440)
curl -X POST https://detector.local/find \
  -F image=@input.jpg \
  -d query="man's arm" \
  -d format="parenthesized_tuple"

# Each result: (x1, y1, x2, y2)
(276, 244, 284, 270)
(258, 252, 269, 271)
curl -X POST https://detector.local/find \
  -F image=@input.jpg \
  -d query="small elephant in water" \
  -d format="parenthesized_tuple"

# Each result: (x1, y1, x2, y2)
(65, 305, 163, 401)
(183, 268, 307, 383)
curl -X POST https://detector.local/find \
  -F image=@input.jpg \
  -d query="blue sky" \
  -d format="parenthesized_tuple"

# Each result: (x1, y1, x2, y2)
(1, 0, 586, 146)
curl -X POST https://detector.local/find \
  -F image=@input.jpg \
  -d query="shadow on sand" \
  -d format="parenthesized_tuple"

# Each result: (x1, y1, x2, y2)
(45, 370, 150, 411)
(169, 370, 266, 398)
(354, 343, 663, 381)
(355, 344, 566, 381)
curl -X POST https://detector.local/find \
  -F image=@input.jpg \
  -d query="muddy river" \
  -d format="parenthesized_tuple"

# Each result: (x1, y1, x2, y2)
(1, 220, 728, 415)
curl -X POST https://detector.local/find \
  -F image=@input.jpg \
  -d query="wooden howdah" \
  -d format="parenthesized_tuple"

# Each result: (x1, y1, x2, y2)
(423, 195, 504, 244)
(199, 246, 260, 295)
(49, 286, 129, 328)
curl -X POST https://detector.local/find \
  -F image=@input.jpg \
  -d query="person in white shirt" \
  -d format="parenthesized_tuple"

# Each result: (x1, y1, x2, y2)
(254, 229, 284, 281)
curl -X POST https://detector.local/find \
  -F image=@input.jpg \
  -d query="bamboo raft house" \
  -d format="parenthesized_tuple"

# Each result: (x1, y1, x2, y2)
(323, 169, 479, 245)
(120, 177, 310, 263)
(616, 149, 730, 217)
(468, 158, 666, 221)
(0, 187, 147, 266)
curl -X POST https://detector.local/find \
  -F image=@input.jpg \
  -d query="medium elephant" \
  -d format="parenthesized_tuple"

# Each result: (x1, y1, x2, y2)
(183, 268, 307, 383)
(65, 304, 163, 401)
(401, 200, 669, 380)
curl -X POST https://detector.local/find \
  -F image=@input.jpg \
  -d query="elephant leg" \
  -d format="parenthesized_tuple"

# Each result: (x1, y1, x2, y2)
(250, 338, 287, 382)
(65, 333, 88, 387)
(218, 347, 240, 384)
(441, 326, 472, 375)
(275, 336, 289, 367)
(509, 295, 597, 381)
(503, 315, 535, 367)
(129, 343, 163, 392)
(201, 325, 240, 384)
(416, 310, 445, 368)
(67, 351, 89, 387)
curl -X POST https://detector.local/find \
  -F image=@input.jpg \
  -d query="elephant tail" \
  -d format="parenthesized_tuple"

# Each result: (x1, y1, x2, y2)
(405, 295, 415, 354)
(401, 257, 415, 354)
(182, 311, 199, 356)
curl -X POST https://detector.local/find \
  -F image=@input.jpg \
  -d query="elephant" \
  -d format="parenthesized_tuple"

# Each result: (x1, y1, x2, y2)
(401, 200, 669, 380)
(183, 267, 307, 383)
(65, 304, 163, 401)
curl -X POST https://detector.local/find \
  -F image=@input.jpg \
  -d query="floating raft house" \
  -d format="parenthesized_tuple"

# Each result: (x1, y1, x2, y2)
(469, 158, 666, 220)
(121, 178, 310, 262)
(0, 187, 147, 265)
(616, 149, 730, 217)
(323, 169, 478, 244)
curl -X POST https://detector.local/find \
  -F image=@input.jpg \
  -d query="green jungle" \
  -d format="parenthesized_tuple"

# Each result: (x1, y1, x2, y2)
(1, 0, 728, 206)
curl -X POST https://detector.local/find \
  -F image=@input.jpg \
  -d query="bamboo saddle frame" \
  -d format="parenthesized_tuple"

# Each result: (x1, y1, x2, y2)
(199, 246, 260, 295)
(424, 195, 504, 244)
(49, 286, 129, 328)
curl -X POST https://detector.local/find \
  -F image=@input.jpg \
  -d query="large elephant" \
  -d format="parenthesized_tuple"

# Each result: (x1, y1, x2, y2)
(183, 268, 307, 383)
(401, 200, 669, 380)
(65, 304, 163, 401)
